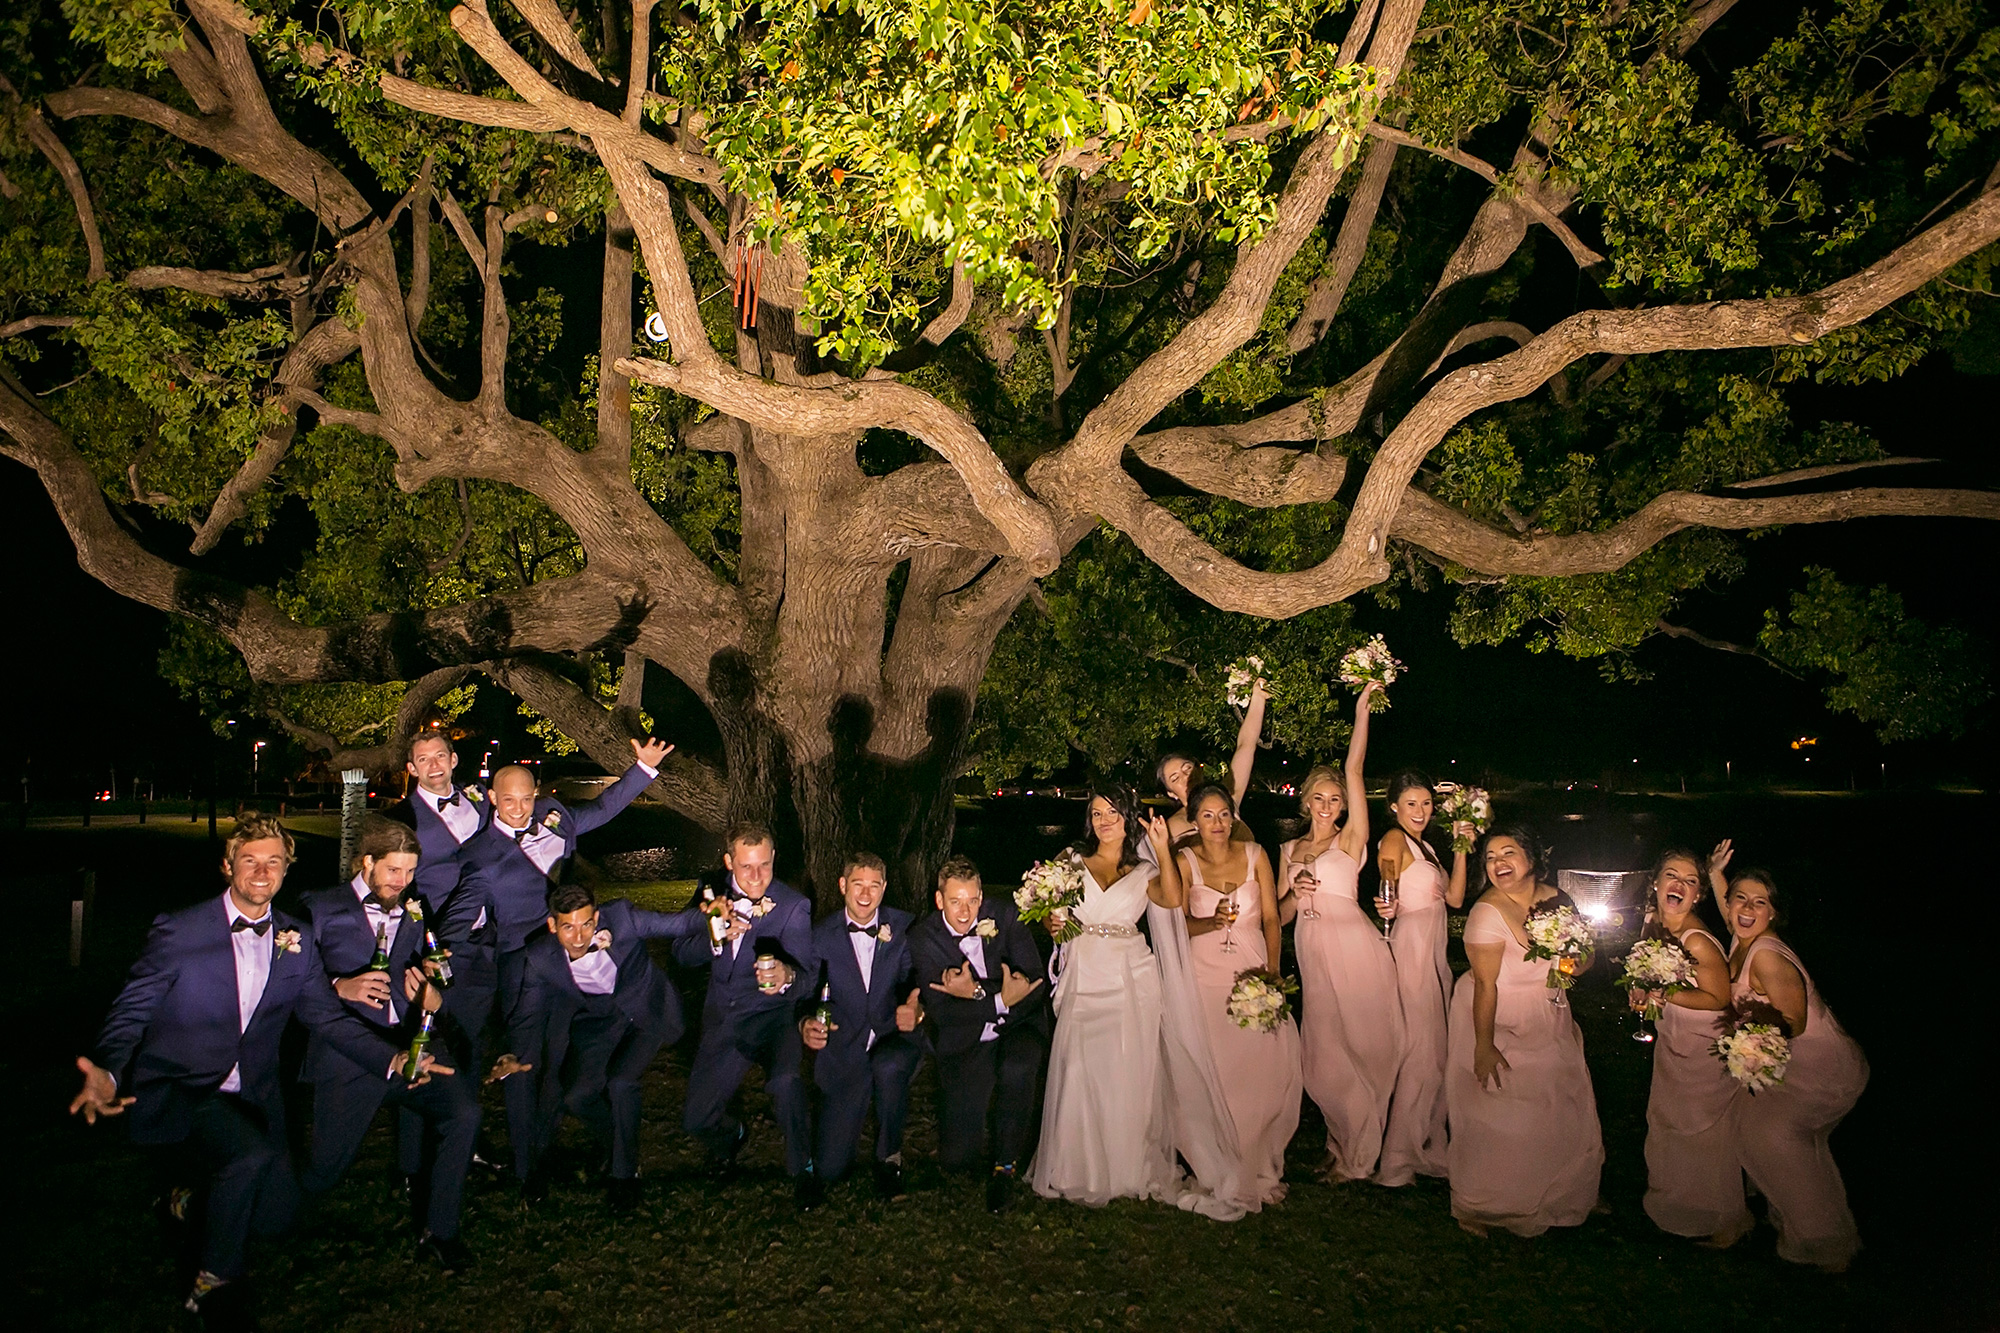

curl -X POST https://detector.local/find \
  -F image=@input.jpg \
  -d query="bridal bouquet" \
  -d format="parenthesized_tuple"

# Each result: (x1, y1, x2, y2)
(1617, 937, 1698, 1021)
(1224, 655, 1265, 709)
(1226, 969, 1299, 1032)
(1523, 903, 1595, 994)
(1338, 635, 1402, 711)
(1015, 851, 1086, 944)
(1436, 783, 1492, 853)
(1713, 1004, 1792, 1093)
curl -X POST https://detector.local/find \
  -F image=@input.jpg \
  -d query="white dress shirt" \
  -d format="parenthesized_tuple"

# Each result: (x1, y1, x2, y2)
(504, 761, 658, 877)
(945, 920, 1005, 1042)
(568, 946, 618, 996)
(352, 875, 405, 1022)
(221, 893, 275, 1093)
(423, 785, 482, 844)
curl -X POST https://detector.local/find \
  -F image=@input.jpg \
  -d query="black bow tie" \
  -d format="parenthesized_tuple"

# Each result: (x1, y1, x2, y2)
(515, 825, 537, 844)
(232, 917, 271, 936)
(847, 920, 878, 934)
(365, 900, 404, 919)
(436, 792, 461, 811)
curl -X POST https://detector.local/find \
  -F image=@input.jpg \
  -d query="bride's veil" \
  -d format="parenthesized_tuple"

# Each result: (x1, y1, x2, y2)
(1146, 891, 1253, 1221)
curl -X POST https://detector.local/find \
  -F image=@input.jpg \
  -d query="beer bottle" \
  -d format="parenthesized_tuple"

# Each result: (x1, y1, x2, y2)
(401, 1008, 437, 1080)
(812, 977, 835, 1031)
(368, 923, 391, 972)
(422, 927, 454, 989)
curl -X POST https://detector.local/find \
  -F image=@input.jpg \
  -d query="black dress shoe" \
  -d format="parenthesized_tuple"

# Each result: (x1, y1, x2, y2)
(706, 1123, 748, 1179)
(985, 1167, 1015, 1214)
(873, 1160, 906, 1200)
(794, 1170, 824, 1212)
(189, 1280, 258, 1333)
(519, 1172, 548, 1207)
(417, 1232, 474, 1273)
(605, 1175, 643, 1214)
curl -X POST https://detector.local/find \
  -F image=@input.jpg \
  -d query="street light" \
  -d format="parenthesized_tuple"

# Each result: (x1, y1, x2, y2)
(252, 739, 267, 794)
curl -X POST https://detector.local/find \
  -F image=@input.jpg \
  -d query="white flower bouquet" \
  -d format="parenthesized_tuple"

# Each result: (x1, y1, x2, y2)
(1338, 635, 1402, 711)
(1224, 655, 1265, 710)
(1617, 937, 1698, 1021)
(1014, 851, 1086, 944)
(1523, 903, 1595, 995)
(1436, 782, 1492, 853)
(1713, 1006, 1792, 1093)
(1226, 969, 1299, 1032)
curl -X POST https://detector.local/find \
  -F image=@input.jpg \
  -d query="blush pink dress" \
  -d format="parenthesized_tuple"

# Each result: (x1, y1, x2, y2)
(1183, 846, 1304, 1205)
(1642, 925, 1750, 1238)
(1283, 837, 1404, 1181)
(1728, 935, 1868, 1267)
(1375, 831, 1452, 1185)
(1446, 899, 1605, 1235)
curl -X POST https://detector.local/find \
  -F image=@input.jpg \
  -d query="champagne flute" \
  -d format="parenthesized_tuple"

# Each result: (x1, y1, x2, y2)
(1218, 888, 1239, 954)
(1292, 856, 1320, 921)
(1378, 874, 1398, 938)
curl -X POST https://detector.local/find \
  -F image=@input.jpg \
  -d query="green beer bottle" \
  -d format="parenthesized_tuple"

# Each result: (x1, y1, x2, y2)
(422, 927, 454, 989)
(812, 977, 834, 1031)
(368, 923, 391, 972)
(402, 1008, 437, 1080)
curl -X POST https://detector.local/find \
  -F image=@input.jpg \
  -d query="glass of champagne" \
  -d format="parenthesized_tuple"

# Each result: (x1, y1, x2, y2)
(1218, 888, 1239, 954)
(1293, 857, 1320, 921)
(1378, 875, 1398, 938)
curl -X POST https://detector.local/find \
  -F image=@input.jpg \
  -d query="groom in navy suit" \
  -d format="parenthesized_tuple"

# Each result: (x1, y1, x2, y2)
(387, 729, 493, 914)
(489, 881, 700, 1211)
(296, 816, 479, 1271)
(907, 855, 1048, 1213)
(70, 814, 318, 1332)
(669, 822, 815, 1206)
(445, 736, 671, 1192)
(799, 851, 923, 1199)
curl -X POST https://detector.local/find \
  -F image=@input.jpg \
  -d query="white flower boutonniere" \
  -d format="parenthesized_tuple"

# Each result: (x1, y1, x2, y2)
(590, 929, 613, 952)
(465, 785, 484, 803)
(273, 929, 302, 955)
(876, 924, 893, 943)
(542, 810, 562, 831)
(749, 897, 774, 918)
(973, 918, 998, 940)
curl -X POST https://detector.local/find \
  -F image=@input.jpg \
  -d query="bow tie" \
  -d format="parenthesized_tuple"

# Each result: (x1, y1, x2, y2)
(514, 825, 539, 844)
(232, 917, 271, 936)
(436, 792, 461, 811)
(364, 900, 404, 919)
(847, 920, 879, 934)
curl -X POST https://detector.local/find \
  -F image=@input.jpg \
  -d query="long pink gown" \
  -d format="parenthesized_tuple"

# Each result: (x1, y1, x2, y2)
(1184, 846, 1303, 1205)
(1642, 925, 1750, 1238)
(1283, 838, 1404, 1181)
(1446, 900, 1604, 1235)
(1729, 935, 1868, 1267)
(1375, 833, 1452, 1185)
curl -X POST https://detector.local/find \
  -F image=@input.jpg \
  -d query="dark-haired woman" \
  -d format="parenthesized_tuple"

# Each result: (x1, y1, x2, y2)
(1635, 845, 1749, 1245)
(1373, 775, 1468, 1186)
(1716, 851, 1868, 1271)
(1176, 784, 1302, 1207)
(1152, 677, 1268, 848)
(1032, 788, 1181, 1205)
(1280, 683, 1402, 1182)
(1446, 827, 1604, 1237)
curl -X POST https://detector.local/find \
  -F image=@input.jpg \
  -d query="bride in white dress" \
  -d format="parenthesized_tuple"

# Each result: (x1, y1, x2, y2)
(1032, 785, 1182, 1205)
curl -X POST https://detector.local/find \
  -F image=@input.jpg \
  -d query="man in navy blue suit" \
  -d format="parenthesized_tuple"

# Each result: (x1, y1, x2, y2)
(669, 822, 815, 1207)
(799, 851, 924, 1200)
(69, 813, 318, 1332)
(296, 816, 479, 1271)
(387, 729, 492, 913)
(487, 881, 700, 1211)
(907, 855, 1048, 1214)
(450, 736, 672, 1194)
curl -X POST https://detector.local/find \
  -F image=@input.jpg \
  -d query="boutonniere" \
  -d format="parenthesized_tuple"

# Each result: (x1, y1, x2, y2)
(973, 919, 998, 940)
(590, 929, 613, 952)
(542, 810, 562, 831)
(876, 924, 893, 943)
(748, 897, 774, 918)
(273, 929, 302, 955)
(465, 785, 484, 803)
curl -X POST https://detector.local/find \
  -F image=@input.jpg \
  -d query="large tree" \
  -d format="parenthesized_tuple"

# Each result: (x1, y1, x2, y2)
(3, 0, 1996, 904)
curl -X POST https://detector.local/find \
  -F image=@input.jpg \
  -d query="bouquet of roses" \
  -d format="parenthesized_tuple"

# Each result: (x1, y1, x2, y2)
(1224, 655, 1265, 710)
(1436, 782, 1493, 853)
(1226, 969, 1300, 1032)
(1014, 850, 1086, 944)
(1338, 635, 1402, 711)
(1712, 1001, 1792, 1093)
(1617, 937, 1698, 1021)
(1523, 902, 1595, 994)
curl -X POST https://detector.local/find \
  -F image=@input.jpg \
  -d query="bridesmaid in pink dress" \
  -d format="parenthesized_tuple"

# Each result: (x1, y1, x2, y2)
(1446, 826, 1604, 1237)
(1373, 776, 1468, 1186)
(1633, 846, 1749, 1244)
(1718, 860, 1869, 1271)
(1280, 683, 1403, 1182)
(1179, 786, 1304, 1205)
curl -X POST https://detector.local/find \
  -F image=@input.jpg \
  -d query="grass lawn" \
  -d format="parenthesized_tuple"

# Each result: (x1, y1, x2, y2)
(8, 825, 1988, 1331)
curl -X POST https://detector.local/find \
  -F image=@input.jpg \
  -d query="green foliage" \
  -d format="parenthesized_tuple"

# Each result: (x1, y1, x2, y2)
(1760, 567, 1992, 741)
(518, 656, 653, 756)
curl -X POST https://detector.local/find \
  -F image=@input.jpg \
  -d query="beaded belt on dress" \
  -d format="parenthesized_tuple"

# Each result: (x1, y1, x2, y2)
(1076, 922, 1138, 938)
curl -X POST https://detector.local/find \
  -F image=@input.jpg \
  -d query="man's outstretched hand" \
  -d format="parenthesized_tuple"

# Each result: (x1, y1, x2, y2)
(631, 737, 674, 770)
(69, 1057, 134, 1124)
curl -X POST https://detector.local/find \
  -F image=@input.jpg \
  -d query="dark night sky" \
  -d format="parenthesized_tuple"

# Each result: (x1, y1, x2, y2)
(5, 351, 1993, 801)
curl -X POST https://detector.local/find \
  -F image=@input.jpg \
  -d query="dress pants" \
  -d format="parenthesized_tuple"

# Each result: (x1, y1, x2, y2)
(546, 1003, 677, 1179)
(167, 1093, 298, 1280)
(813, 1034, 922, 1182)
(683, 1005, 812, 1175)
(934, 1025, 1047, 1171)
(305, 1069, 480, 1240)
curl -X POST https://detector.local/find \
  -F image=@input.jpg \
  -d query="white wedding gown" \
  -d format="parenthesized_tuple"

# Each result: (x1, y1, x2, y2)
(1032, 861, 1177, 1205)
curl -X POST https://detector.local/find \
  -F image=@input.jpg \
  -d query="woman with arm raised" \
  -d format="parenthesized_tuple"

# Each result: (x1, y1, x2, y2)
(1279, 683, 1402, 1183)
(1371, 774, 1468, 1186)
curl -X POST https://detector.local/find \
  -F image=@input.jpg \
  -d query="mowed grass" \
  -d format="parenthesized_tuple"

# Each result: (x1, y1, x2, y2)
(7, 825, 1989, 1332)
